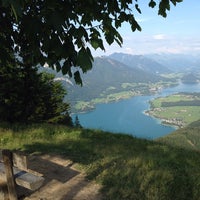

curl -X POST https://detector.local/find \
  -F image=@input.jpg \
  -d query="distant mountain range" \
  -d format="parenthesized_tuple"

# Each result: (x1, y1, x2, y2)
(109, 53, 172, 74)
(40, 52, 200, 110)
(145, 53, 200, 72)
(109, 52, 200, 73)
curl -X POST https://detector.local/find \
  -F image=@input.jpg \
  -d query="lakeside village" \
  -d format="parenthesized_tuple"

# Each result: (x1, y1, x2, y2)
(145, 108, 185, 128)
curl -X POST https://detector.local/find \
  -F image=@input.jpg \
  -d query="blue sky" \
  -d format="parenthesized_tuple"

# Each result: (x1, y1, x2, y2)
(92, 0, 200, 56)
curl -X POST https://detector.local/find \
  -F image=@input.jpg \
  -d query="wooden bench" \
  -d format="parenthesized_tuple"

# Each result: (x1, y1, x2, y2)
(0, 149, 44, 200)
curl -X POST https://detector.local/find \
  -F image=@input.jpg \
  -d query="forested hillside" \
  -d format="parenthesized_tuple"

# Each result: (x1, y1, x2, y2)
(65, 57, 167, 99)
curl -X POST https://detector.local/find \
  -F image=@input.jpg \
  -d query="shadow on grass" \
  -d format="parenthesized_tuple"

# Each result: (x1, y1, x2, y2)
(19, 128, 200, 200)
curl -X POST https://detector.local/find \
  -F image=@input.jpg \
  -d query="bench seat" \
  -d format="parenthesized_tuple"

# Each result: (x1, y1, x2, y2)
(0, 162, 44, 190)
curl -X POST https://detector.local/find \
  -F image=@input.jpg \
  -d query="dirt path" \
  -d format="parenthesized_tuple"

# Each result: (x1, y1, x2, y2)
(1, 154, 102, 200)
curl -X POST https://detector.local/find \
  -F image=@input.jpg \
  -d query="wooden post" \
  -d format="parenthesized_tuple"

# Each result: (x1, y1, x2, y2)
(2, 150, 18, 200)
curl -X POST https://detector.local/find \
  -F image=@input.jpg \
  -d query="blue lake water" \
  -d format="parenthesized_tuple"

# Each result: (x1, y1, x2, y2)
(73, 83, 200, 139)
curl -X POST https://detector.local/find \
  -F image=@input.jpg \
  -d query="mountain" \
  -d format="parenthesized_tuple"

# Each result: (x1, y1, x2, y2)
(61, 57, 167, 102)
(181, 73, 199, 84)
(109, 52, 172, 74)
(145, 53, 200, 72)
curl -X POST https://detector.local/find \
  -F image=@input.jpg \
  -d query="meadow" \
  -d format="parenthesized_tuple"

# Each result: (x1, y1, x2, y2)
(147, 93, 200, 127)
(1, 122, 200, 200)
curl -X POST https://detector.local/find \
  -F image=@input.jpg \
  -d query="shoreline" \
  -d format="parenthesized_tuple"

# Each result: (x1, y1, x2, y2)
(72, 82, 179, 114)
(144, 110, 181, 129)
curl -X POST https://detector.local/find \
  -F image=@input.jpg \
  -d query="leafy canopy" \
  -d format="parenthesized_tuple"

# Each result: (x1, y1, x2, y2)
(0, 0, 183, 85)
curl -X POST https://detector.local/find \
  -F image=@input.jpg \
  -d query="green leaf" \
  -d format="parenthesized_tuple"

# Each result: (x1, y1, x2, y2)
(114, 33, 123, 47)
(170, 0, 183, 6)
(86, 47, 94, 62)
(55, 61, 61, 72)
(135, 4, 142, 14)
(130, 18, 142, 32)
(77, 47, 93, 72)
(62, 60, 72, 77)
(74, 71, 82, 86)
(149, 0, 156, 8)
(90, 28, 105, 50)
(158, 0, 170, 17)
(90, 39, 99, 50)
(90, 38, 105, 50)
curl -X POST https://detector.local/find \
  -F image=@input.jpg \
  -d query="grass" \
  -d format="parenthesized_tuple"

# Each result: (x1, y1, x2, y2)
(148, 93, 200, 126)
(1, 122, 200, 200)
(157, 120, 200, 150)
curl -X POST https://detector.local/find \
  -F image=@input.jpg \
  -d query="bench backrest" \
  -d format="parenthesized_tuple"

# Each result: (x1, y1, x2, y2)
(0, 150, 28, 170)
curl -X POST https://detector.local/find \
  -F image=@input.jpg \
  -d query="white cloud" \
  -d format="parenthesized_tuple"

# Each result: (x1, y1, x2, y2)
(92, 32, 200, 56)
(153, 34, 166, 40)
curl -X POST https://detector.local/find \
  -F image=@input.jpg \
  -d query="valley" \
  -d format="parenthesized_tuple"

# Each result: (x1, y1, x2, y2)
(41, 52, 200, 137)
(60, 53, 200, 113)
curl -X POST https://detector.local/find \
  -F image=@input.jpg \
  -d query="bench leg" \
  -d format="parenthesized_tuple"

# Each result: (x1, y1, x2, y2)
(2, 150, 18, 200)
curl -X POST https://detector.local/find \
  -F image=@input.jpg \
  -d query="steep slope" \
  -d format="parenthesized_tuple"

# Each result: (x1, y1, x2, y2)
(109, 52, 172, 74)
(157, 120, 200, 151)
(63, 57, 167, 103)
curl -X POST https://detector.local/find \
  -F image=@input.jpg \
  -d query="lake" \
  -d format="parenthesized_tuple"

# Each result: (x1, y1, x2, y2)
(73, 83, 200, 139)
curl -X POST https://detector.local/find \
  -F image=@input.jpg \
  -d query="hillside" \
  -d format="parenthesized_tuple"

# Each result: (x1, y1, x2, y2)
(157, 119, 200, 151)
(181, 73, 199, 83)
(1, 123, 200, 200)
(57, 57, 174, 111)
(40, 53, 200, 113)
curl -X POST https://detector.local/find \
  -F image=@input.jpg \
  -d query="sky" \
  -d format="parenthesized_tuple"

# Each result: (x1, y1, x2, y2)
(92, 0, 200, 56)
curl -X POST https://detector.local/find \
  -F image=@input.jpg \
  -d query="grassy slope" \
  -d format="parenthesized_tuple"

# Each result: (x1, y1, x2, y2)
(1, 122, 200, 200)
(157, 120, 200, 151)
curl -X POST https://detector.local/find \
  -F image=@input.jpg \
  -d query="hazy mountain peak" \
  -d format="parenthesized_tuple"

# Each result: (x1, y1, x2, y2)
(109, 52, 172, 74)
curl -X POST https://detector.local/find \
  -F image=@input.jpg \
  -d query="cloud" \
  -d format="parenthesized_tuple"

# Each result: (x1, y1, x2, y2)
(92, 32, 200, 56)
(153, 34, 166, 40)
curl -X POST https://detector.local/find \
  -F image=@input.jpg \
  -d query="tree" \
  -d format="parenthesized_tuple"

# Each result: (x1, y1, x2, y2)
(74, 115, 82, 128)
(0, 0, 183, 85)
(0, 61, 73, 125)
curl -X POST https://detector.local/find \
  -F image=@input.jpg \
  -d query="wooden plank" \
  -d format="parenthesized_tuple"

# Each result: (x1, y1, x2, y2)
(0, 150, 28, 170)
(12, 152, 28, 170)
(0, 150, 2, 162)
(2, 149, 18, 200)
(14, 168, 44, 191)
(0, 162, 6, 180)
(0, 163, 44, 191)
